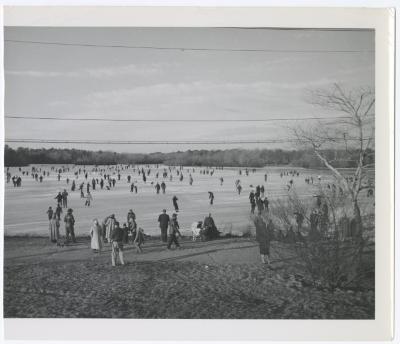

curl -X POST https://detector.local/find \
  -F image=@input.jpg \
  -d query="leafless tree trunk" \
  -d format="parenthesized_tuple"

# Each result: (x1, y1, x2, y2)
(291, 83, 375, 235)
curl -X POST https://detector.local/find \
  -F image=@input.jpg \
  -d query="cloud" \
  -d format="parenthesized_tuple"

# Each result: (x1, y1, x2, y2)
(5, 63, 172, 79)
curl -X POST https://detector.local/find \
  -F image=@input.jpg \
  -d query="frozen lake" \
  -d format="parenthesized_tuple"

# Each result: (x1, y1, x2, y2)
(4, 164, 371, 237)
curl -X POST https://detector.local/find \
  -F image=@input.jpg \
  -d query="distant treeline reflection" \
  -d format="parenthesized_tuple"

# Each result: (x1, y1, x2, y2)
(4, 145, 374, 168)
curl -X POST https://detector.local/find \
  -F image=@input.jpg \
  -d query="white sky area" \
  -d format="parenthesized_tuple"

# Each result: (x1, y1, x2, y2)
(4, 27, 374, 153)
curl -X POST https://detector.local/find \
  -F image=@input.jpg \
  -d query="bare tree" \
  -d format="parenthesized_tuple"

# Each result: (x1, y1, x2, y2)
(291, 83, 375, 234)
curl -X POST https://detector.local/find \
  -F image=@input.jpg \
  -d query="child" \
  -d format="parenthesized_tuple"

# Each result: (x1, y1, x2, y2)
(134, 227, 145, 253)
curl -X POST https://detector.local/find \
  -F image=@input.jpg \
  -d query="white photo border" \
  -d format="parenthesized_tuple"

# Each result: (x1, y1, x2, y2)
(1, 5, 394, 342)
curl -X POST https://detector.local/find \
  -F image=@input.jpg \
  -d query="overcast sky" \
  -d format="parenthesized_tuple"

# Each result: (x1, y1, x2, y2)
(4, 27, 374, 153)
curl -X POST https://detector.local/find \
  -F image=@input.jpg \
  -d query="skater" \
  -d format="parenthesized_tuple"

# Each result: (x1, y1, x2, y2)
(155, 182, 161, 194)
(167, 213, 181, 249)
(208, 191, 214, 205)
(158, 209, 170, 242)
(172, 195, 179, 212)
(46, 206, 54, 222)
(55, 192, 63, 207)
(85, 191, 93, 206)
(161, 181, 166, 194)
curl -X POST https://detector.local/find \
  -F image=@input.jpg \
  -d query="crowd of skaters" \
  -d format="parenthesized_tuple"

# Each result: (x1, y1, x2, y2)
(7, 162, 373, 267)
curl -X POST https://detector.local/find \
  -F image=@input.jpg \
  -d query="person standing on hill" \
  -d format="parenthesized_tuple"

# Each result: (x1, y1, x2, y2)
(167, 213, 181, 250)
(105, 214, 116, 243)
(202, 213, 219, 240)
(110, 221, 125, 266)
(294, 212, 304, 234)
(62, 189, 69, 208)
(158, 209, 170, 242)
(134, 227, 145, 253)
(90, 219, 103, 253)
(55, 204, 63, 220)
(172, 195, 179, 212)
(263, 197, 269, 211)
(254, 215, 271, 265)
(256, 197, 264, 215)
(49, 213, 60, 244)
(64, 208, 76, 243)
(250, 198, 256, 214)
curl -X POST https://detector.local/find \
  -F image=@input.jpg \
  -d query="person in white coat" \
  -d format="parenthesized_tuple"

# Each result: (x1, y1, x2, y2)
(90, 219, 103, 253)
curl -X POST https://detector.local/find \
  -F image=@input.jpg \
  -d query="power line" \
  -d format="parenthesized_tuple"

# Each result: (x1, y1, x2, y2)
(4, 39, 374, 53)
(5, 138, 374, 145)
(5, 115, 352, 122)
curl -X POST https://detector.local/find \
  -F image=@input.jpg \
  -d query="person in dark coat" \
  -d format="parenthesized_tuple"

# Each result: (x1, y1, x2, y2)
(158, 209, 170, 242)
(294, 211, 304, 233)
(62, 189, 69, 208)
(202, 213, 219, 240)
(256, 197, 264, 215)
(122, 223, 129, 244)
(55, 204, 63, 220)
(172, 195, 179, 212)
(64, 208, 76, 243)
(46, 206, 54, 221)
(167, 213, 181, 249)
(254, 215, 271, 265)
(285, 226, 296, 244)
(55, 192, 63, 207)
(110, 221, 125, 266)
(208, 191, 214, 205)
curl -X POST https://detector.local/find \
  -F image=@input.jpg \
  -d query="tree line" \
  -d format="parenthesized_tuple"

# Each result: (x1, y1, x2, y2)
(4, 145, 374, 168)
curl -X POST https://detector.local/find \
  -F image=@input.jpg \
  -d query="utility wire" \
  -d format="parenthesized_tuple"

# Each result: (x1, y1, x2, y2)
(5, 115, 354, 122)
(5, 138, 374, 145)
(4, 39, 374, 53)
